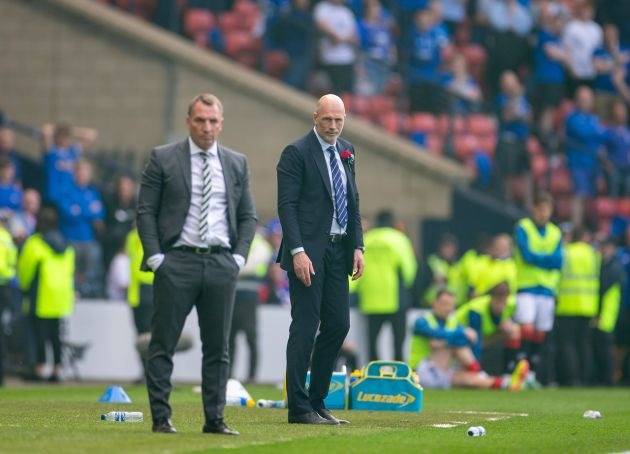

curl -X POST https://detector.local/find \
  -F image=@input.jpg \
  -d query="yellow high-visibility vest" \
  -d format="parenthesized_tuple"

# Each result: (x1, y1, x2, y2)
(556, 242, 600, 317)
(514, 218, 562, 293)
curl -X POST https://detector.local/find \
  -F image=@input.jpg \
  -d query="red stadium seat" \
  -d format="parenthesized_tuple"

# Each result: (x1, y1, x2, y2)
(233, 0, 260, 16)
(184, 9, 215, 39)
(377, 111, 403, 135)
(263, 50, 289, 79)
(408, 113, 437, 134)
(593, 197, 617, 220)
(369, 96, 396, 116)
(618, 198, 630, 217)
(467, 114, 496, 136)
(477, 134, 497, 155)
(219, 12, 240, 33)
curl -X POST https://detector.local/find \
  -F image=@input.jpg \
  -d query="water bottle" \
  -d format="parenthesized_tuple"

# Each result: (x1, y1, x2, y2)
(101, 411, 143, 422)
(467, 426, 486, 437)
(226, 396, 255, 407)
(256, 399, 286, 409)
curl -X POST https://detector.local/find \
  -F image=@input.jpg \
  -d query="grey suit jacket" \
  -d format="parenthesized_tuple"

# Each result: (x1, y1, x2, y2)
(137, 139, 257, 271)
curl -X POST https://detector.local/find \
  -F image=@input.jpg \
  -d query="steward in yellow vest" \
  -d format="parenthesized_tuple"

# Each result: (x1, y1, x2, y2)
(0, 220, 17, 386)
(17, 206, 74, 382)
(555, 227, 599, 386)
(592, 237, 624, 385)
(353, 211, 417, 361)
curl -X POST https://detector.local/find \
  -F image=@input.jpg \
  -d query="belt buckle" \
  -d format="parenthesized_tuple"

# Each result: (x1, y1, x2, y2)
(194, 247, 208, 254)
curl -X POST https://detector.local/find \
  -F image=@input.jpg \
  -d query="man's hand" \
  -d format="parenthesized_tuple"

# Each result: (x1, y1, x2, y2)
(464, 327, 478, 344)
(352, 249, 364, 281)
(293, 251, 315, 287)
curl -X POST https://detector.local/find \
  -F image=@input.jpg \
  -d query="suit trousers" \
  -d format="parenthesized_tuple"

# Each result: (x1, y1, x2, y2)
(286, 240, 350, 416)
(146, 249, 238, 423)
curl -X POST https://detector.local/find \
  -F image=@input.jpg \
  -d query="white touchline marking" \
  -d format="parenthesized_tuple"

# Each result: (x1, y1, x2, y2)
(448, 410, 529, 417)
(485, 416, 510, 421)
(432, 424, 460, 428)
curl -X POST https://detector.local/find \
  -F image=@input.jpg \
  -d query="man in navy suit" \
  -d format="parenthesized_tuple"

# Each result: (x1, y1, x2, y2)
(277, 94, 365, 425)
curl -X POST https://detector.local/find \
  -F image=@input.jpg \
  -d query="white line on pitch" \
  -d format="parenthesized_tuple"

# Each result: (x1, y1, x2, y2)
(447, 410, 529, 417)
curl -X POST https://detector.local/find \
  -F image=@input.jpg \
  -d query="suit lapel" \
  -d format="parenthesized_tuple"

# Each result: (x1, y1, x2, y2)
(176, 139, 192, 196)
(309, 131, 333, 199)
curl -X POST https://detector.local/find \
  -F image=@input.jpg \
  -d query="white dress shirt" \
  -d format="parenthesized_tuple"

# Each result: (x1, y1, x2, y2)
(147, 137, 245, 271)
(291, 129, 348, 256)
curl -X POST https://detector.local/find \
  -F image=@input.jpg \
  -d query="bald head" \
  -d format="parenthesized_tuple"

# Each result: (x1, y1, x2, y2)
(314, 94, 346, 144)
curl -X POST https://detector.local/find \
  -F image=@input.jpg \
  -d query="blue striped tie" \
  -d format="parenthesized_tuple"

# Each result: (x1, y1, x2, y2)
(327, 146, 348, 230)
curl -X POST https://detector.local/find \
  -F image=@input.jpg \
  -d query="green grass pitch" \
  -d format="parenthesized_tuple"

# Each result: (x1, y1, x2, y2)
(0, 384, 628, 453)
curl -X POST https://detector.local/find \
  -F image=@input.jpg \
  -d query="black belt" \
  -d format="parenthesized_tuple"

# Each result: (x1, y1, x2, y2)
(328, 234, 347, 243)
(171, 245, 229, 254)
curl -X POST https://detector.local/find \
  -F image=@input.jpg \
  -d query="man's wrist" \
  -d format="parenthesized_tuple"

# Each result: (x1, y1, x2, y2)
(290, 247, 305, 256)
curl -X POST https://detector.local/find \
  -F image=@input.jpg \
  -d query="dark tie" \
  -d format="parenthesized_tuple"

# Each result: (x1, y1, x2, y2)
(199, 151, 212, 242)
(327, 146, 348, 229)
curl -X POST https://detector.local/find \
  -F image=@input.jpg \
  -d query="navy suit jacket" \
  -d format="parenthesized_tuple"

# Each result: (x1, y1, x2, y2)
(276, 130, 364, 275)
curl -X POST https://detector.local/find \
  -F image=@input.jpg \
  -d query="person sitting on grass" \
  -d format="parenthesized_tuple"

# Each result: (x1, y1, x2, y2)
(409, 288, 529, 390)
(455, 282, 522, 372)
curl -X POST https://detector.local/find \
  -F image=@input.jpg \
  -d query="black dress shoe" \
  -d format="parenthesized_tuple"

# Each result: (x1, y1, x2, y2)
(288, 411, 338, 425)
(203, 421, 240, 435)
(315, 408, 350, 425)
(152, 418, 177, 433)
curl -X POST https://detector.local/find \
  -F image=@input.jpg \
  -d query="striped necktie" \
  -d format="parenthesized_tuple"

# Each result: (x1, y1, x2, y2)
(199, 151, 212, 242)
(326, 146, 348, 229)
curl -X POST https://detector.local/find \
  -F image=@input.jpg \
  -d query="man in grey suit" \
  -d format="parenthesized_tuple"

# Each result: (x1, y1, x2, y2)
(137, 93, 257, 435)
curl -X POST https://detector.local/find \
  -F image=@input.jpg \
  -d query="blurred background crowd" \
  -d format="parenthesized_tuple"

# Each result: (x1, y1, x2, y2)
(0, 0, 629, 388)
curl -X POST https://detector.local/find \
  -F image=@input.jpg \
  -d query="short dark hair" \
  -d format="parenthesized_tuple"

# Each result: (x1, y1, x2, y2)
(488, 282, 510, 297)
(375, 210, 394, 228)
(188, 93, 224, 116)
(36, 204, 59, 233)
(533, 191, 553, 206)
(439, 233, 458, 248)
(435, 287, 455, 300)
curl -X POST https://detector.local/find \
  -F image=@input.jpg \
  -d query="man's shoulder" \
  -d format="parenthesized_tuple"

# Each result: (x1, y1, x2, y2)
(153, 140, 185, 157)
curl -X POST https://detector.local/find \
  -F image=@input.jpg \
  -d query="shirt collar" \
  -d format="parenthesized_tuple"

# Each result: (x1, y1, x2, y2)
(188, 137, 218, 156)
(313, 127, 337, 152)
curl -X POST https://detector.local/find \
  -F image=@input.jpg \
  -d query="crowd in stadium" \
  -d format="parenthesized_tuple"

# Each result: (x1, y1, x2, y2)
(105, 0, 630, 229)
(0, 0, 628, 387)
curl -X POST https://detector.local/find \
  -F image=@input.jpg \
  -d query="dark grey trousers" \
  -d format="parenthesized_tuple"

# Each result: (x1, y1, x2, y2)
(146, 249, 238, 423)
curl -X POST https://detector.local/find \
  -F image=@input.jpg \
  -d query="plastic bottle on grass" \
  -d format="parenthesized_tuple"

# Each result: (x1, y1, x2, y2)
(226, 396, 255, 407)
(256, 399, 286, 408)
(101, 411, 144, 422)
